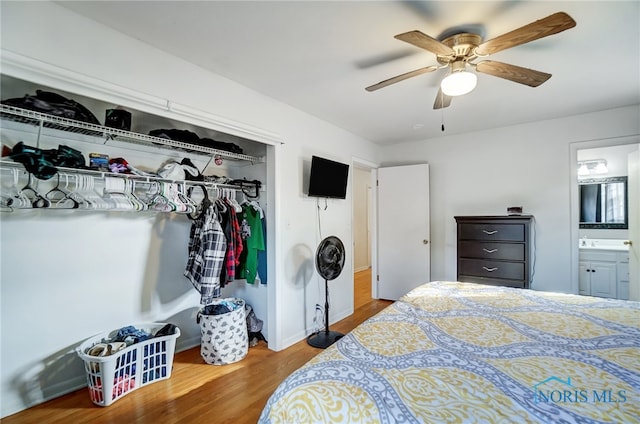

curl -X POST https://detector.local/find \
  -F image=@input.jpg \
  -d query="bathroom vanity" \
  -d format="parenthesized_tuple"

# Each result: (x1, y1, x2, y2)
(578, 239, 630, 299)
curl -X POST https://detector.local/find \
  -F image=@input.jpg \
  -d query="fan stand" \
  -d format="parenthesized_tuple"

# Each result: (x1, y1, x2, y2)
(307, 278, 344, 349)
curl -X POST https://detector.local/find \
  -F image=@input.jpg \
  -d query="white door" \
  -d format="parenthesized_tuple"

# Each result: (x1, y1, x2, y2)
(628, 148, 640, 300)
(377, 164, 430, 300)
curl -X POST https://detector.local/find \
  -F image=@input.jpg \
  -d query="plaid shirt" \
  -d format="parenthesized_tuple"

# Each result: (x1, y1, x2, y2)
(230, 201, 244, 265)
(221, 200, 243, 285)
(184, 205, 227, 304)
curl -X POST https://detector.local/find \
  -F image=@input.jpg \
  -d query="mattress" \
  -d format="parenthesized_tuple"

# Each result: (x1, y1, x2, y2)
(259, 281, 640, 423)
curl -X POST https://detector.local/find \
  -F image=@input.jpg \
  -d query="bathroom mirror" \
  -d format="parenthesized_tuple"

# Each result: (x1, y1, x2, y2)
(579, 176, 628, 229)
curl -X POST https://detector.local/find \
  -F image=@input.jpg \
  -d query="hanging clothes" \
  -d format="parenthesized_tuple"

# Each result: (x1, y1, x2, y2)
(236, 202, 265, 284)
(217, 198, 243, 286)
(184, 203, 227, 304)
(256, 213, 267, 284)
(215, 199, 231, 286)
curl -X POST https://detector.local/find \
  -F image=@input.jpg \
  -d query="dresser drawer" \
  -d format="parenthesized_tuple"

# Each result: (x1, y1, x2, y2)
(458, 241, 524, 261)
(459, 259, 525, 281)
(459, 276, 527, 289)
(459, 223, 525, 242)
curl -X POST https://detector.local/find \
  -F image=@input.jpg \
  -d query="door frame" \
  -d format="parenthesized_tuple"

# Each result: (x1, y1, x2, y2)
(352, 157, 379, 299)
(569, 135, 640, 295)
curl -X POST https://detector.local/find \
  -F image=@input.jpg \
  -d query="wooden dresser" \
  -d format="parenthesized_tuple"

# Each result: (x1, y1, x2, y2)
(455, 215, 533, 289)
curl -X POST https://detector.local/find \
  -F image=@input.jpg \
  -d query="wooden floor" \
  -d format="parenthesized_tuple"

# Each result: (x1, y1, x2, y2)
(4, 269, 389, 424)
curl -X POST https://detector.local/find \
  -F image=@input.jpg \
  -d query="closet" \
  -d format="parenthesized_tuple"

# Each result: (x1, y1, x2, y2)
(0, 71, 277, 410)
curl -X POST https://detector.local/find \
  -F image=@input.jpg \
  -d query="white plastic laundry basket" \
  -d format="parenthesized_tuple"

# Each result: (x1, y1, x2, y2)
(198, 298, 248, 365)
(76, 323, 180, 406)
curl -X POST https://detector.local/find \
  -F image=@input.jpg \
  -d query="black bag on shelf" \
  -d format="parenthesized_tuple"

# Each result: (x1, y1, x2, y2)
(147, 128, 243, 155)
(199, 138, 243, 154)
(2, 90, 101, 125)
(148, 128, 200, 144)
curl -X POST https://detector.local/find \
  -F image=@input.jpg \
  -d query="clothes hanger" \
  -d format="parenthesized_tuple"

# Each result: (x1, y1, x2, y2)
(0, 195, 14, 213)
(126, 179, 148, 211)
(18, 172, 50, 208)
(71, 174, 95, 210)
(226, 189, 243, 213)
(148, 182, 173, 212)
(63, 174, 89, 209)
(46, 173, 79, 209)
(249, 200, 264, 218)
(215, 192, 228, 213)
(187, 184, 211, 220)
(177, 182, 196, 214)
(6, 168, 29, 209)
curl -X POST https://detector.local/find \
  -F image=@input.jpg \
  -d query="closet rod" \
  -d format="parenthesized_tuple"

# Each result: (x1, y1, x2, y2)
(0, 160, 262, 193)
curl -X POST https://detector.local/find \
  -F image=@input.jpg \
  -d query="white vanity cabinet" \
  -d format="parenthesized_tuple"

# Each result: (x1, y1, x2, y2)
(617, 252, 630, 300)
(578, 249, 629, 299)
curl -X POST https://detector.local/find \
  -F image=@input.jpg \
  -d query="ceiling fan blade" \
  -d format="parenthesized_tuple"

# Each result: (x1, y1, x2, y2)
(433, 87, 452, 109)
(365, 65, 438, 92)
(395, 30, 454, 56)
(475, 12, 576, 56)
(476, 60, 551, 87)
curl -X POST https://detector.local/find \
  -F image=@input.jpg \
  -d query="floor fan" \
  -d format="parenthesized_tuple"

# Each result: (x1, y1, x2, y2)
(307, 235, 346, 349)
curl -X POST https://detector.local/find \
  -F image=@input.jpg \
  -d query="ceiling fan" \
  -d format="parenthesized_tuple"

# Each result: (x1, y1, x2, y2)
(365, 12, 576, 109)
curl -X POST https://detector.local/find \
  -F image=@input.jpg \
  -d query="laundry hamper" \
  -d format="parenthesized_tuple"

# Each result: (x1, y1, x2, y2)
(198, 298, 248, 365)
(76, 322, 180, 406)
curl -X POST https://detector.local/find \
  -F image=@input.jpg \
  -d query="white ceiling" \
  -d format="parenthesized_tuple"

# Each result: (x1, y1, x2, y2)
(57, 1, 640, 146)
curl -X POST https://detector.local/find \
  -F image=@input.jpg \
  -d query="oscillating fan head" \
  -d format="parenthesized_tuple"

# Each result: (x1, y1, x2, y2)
(316, 236, 345, 281)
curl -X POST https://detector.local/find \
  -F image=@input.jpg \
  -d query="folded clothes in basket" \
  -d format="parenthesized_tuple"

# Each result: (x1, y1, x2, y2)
(86, 342, 127, 357)
(85, 324, 178, 357)
(112, 326, 151, 345)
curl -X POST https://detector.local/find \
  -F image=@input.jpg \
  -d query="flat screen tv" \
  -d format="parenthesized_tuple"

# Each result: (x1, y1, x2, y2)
(308, 155, 349, 199)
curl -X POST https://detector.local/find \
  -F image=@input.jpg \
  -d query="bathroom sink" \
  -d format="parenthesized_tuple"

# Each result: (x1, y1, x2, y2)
(579, 239, 629, 251)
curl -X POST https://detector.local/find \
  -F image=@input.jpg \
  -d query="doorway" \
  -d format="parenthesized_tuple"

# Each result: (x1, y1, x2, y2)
(352, 160, 377, 305)
(570, 138, 639, 298)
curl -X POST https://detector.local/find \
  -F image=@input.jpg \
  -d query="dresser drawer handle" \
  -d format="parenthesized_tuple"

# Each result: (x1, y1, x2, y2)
(483, 266, 499, 272)
(482, 230, 498, 235)
(482, 248, 498, 253)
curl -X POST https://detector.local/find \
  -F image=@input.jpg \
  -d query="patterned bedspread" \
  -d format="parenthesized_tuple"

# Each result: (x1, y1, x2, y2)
(259, 281, 640, 423)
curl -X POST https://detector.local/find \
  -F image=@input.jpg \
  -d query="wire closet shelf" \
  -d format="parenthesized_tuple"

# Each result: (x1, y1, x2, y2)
(0, 104, 264, 163)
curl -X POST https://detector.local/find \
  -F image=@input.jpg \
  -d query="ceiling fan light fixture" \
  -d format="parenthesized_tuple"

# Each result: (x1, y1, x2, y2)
(441, 60, 477, 96)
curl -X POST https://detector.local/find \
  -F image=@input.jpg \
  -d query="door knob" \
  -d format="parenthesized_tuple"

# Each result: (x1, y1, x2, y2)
(423, 239, 429, 244)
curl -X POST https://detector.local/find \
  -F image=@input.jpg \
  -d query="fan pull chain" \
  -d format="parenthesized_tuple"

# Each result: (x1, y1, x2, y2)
(440, 90, 445, 132)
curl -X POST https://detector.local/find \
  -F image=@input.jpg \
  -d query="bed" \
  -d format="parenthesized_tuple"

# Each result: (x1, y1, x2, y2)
(259, 281, 639, 423)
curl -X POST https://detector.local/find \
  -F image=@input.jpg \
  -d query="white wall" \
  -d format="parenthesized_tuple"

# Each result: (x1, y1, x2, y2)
(0, 1, 379, 417)
(379, 105, 640, 293)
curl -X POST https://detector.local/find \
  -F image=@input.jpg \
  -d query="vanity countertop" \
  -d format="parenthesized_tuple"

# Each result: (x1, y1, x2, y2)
(579, 238, 629, 251)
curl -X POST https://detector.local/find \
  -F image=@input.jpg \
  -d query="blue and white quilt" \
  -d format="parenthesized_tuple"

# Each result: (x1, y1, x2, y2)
(260, 281, 639, 423)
